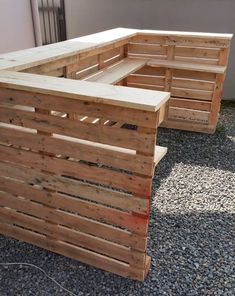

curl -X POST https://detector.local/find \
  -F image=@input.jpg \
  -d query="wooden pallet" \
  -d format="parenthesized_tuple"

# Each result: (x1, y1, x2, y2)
(127, 32, 232, 133)
(0, 71, 169, 281)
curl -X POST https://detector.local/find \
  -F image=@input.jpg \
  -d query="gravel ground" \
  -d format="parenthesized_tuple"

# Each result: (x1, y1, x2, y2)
(0, 105, 234, 296)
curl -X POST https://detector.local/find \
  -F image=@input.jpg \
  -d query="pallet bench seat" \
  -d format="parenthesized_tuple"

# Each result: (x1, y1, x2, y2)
(86, 57, 147, 84)
(0, 28, 232, 281)
(147, 59, 226, 74)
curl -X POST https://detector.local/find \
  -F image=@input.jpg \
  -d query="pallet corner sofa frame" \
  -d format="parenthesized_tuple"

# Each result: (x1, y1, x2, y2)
(0, 28, 232, 281)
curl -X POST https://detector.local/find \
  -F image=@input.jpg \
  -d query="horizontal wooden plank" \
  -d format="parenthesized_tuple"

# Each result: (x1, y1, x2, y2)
(169, 98, 211, 112)
(173, 69, 216, 81)
(127, 83, 165, 92)
(0, 106, 155, 154)
(134, 66, 166, 76)
(174, 56, 218, 65)
(171, 87, 213, 101)
(0, 127, 154, 175)
(0, 207, 145, 266)
(102, 47, 121, 61)
(0, 178, 148, 235)
(172, 78, 214, 91)
(127, 75, 165, 86)
(128, 43, 167, 55)
(175, 46, 220, 59)
(147, 59, 226, 74)
(0, 222, 147, 280)
(86, 58, 147, 84)
(168, 107, 210, 123)
(0, 71, 170, 112)
(0, 145, 151, 200)
(161, 119, 215, 134)
(0, 88, 158, 128)
(133, 34, 231, 48)
(0, 189, 147, 249)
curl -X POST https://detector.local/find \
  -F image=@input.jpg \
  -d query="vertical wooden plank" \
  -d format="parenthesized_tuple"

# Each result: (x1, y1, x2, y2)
(208, 46, 230, 127)
(163, 45, 175, 122)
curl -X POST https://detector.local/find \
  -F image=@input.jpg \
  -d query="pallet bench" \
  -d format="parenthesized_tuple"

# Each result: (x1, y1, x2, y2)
(0, 28, 232, 281)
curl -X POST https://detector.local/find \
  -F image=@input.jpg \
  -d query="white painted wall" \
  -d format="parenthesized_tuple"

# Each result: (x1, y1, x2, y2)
(64, 0, 235, 99)
(0, 0, 35, 54)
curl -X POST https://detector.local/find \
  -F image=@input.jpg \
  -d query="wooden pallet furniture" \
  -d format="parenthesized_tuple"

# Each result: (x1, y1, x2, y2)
(0, 70, 169, 281)
(0, 28, 232, 280)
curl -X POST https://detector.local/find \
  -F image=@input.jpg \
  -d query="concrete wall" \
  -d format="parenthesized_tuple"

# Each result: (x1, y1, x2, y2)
(0, 0, 35, 54)
(65, 0, 235, 99)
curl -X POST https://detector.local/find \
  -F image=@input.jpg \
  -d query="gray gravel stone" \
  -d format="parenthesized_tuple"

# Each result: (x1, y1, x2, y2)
(0, 105, 234, 296)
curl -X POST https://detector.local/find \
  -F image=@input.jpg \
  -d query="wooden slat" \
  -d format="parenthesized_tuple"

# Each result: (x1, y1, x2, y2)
(0, 127, 154, 175)
(175, 46, 220, 59)
(147, 59, 226, 74)
(0, 88, 158, 128)
(0, 106, 155, 154)
(127, 75, 165, 86)
(86, 58, 147, 84)
(169, 98, 211, 112)
(0, 179, 148, 235)
(0, 222, 147, 280)
(128, 43, 167, 55)
(0, 70, 169, 112)
(171, 87, 213, 101)
(0, 207, 145, 265)
(168, 107, 210, 123)
(172, 78, 214, 91)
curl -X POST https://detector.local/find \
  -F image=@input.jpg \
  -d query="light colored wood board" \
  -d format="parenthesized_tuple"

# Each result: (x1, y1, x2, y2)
(161, 119, 216, 134)
(0, 206, 145, 265)
(23, 55, 78, 75)
(208, 74, 224, 125)
(0, 88, 158, 128)
(103, 55, 123, 68)
(0, 127, 154, 176)
(168, 107, 210, 124)
(169, 98, 211, 112)
(147, 59, 226, 74)
(127, 83, 164, 92)
(0, 173, 148, 219)
(127, 75, 165, 86)
(0, 106, 156, 154)
(171, 87, 213, 101)
(0, 222, 148, 281)
(173, 69, 216, 81)
(133, 34, 231, 48)
(0, 71, 170, 112)
(0, 181, 148, 235)
(85, 58, 147, 84)
(0, 156, 151, 216)
(158, 102, 167, 124)
(174, 47, 220, 59)
(102, 47, 121, 61)
(134, 66, 166, 76)
(134, 31, 232, 40)
(172, 78, 214, 91)
(0, 181, 147, 252)
(0, 189, 148, 248)
(67, 55, 98, 75)
(76, 65, 99, 80)
(174, 56, 218, 65)
(0, 28, 136, 72)
(128, 43, 167, 55)
(154, 146, 167, 167)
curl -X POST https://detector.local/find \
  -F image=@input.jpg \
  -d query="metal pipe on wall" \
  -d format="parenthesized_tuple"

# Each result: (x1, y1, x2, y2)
(30, 0, 43, 46)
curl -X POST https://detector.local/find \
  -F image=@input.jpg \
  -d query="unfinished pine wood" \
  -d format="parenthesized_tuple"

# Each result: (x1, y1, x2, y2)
(0, 28, 232, 280)
(86, 58, 147, 84)
(147, 59, 226, 74)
